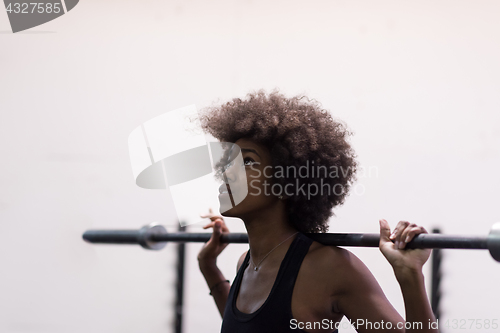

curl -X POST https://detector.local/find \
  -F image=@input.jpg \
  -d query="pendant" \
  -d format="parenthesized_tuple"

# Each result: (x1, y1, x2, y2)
(254, 267, 258, 271)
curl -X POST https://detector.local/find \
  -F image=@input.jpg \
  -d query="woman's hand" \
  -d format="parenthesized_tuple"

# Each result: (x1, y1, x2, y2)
(197, 207, 230, 265)
(379, 219, 432, 278)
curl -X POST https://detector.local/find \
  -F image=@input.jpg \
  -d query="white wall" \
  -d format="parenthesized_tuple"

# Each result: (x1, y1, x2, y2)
(1, 1, 499, 332)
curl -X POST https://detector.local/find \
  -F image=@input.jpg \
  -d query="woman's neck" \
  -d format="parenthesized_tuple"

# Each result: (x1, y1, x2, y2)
(240, 202, 298, 266)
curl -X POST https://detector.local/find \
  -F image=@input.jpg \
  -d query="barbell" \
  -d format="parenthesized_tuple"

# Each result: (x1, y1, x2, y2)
(82, 222, 500, 262)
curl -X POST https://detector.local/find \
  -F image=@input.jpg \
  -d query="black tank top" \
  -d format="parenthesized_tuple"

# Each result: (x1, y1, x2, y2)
(220, 232, 339, 333)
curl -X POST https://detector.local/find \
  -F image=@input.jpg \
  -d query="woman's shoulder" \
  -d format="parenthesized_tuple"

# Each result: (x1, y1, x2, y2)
(305, 239, 357, 267)
(302, 240, 374, 291)
(236, 250, 249, 272)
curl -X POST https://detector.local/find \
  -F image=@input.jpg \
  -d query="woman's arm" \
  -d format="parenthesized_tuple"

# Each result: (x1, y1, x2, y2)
(199, 259, 231, 317)
(199, 250, 248, 317)
(381, 219, 438, 333)
(396, 268, 437, 333)
(335, 220, 438, 333)
(198, 209, 231, 318)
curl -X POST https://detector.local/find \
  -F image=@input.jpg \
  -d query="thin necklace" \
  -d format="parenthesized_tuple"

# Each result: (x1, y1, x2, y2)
(250, 232, 299, 271)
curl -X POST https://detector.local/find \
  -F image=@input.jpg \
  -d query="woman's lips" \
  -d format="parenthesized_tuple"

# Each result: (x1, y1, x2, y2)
(218, 184, 235, 207)
(219, 184, 233, 195)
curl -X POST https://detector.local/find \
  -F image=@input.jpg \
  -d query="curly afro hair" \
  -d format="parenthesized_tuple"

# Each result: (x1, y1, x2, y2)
(198, 89, 358, 233)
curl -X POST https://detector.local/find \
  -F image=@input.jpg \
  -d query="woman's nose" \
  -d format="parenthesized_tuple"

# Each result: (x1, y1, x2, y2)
(223, 165, 237, 183)
(223, 160, 245, 184)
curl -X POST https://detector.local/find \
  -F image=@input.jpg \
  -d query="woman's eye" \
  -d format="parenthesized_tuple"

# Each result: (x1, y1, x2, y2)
(221, 158, 259, 172)
(244, 158, 259, 166)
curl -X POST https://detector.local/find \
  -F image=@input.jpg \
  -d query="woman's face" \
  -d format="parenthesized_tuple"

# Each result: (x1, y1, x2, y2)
(218, 138, 279, 219)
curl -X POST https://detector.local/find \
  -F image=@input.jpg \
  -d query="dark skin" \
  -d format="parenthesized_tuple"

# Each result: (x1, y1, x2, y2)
(198, 138, 438, 333)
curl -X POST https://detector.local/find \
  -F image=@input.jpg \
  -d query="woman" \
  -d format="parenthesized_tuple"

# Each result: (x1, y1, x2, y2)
(196, 90, 438, 333)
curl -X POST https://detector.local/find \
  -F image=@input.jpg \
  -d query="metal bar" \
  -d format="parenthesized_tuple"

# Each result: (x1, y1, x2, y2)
(83, 230, 488, 250)
(154, 232, 489, 249)
(82, 222, 500, 262)
(82, 230, 140, 244)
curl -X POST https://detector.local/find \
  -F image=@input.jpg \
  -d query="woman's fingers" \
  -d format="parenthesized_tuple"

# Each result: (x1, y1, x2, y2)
(201, 208, 228, 231)
(211, 221, 221, 241)
(396, 223, 414, 249)
(398, 226, 416, 249)
(200, 210, 223, 221)
(200, 207, 214, 217)
(202, 222, 215, 229)
(200, 209, 229, 241)
(197, 209, 232, 262)
(378, 220, 432, 271)
(202, 217, 224, 227)
(378, 219, 392, 247)
(390, 221, 408, 249)
(210, 221, 230, 250)
(392, 222, 428, 249)
(401, 225, 428, 248)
